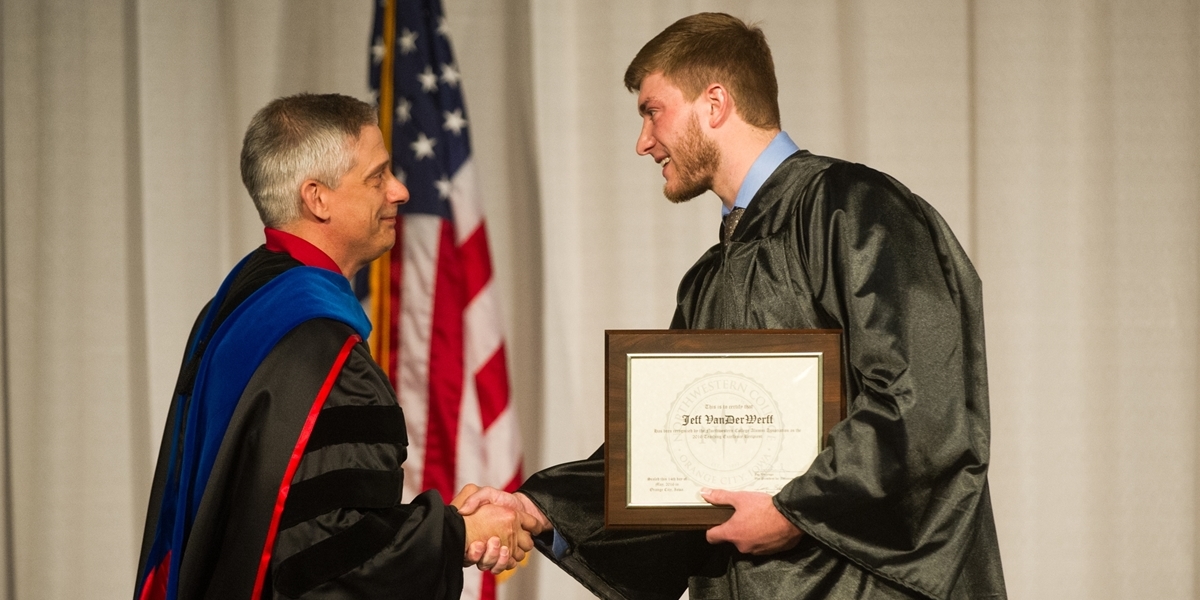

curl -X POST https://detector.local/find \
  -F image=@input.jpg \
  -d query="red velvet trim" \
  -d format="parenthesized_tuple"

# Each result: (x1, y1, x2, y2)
(137, 551, 170, 600)
(251, 334, 362, 598)
(264, 228, 343, 274)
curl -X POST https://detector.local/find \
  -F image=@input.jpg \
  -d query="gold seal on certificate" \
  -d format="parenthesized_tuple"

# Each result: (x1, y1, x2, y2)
(605, 330, 844, 529)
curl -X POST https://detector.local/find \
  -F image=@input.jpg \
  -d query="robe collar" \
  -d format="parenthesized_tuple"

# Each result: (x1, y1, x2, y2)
(264, 228, 342, 274)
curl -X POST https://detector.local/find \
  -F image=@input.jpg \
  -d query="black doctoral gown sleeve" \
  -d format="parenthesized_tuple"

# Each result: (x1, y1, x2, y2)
(267, 329, 466, 599)
(773, 162, 1003, 600)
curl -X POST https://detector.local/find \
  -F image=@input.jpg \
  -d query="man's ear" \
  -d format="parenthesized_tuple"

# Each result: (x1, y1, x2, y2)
(703, 83, 733, 129)
(299, 179, 331, 222)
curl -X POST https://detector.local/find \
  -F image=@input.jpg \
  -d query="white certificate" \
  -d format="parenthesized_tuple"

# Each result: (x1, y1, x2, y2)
(626, 353, 823, 507)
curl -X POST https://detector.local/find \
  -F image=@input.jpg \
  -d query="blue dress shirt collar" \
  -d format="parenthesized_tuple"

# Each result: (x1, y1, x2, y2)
(724, 131, 800, 216)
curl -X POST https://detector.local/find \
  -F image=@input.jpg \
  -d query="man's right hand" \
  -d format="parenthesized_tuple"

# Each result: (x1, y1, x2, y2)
(460, 502, 536, 573)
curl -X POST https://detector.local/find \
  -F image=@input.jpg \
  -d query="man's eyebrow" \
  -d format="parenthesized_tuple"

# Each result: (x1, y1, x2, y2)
(364, 158, 390, 179)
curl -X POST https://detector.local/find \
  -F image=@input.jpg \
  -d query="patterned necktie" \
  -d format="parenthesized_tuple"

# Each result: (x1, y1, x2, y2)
(721, 207, 745, 244)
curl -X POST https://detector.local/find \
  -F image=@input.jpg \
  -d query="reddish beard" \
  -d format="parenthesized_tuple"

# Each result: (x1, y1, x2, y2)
(663, 113, 721, 203)
(662, 113, 715, 202)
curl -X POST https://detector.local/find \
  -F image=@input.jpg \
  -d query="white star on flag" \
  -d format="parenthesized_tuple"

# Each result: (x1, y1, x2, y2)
(435, 176, 453, 199)
(437, 17, 450, 37)
(371, 36, 386, 64)
(440, 64, 461, 87)
(443, 109, 467, 135)
(396, 97, 413, 124)
(410, 132, 437, 159)
(418, 66, 439, 92)
(398, 28, 418, 55)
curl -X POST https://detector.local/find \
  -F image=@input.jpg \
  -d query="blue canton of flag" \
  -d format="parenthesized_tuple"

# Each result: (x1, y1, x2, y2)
(370, 0, 469, 220)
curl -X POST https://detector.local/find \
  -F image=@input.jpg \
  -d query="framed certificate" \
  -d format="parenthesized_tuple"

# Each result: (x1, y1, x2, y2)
(604, 329, 844, 529)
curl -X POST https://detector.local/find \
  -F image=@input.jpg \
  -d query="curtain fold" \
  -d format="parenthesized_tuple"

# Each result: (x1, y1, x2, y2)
(975, 2, 1200, 598)
(2, 1, 147, 597)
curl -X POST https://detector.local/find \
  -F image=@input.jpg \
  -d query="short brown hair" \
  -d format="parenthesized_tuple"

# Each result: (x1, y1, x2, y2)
(240, 93, 377, 227)
(624, 13, 780, 130)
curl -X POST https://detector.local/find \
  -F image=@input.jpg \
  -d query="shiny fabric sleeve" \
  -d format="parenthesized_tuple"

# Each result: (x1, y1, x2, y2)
(519, 447, 712, 600)
(774, 162, 993, 600)
(268, 342, 466, 600)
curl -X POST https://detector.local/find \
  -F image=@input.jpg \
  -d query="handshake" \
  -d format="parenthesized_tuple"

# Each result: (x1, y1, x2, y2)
(450, 484, 551, 573)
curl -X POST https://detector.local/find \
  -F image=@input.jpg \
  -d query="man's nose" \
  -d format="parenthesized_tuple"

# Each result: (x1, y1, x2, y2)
(635, 122, 654, 156)
(390, 173, 409, 204)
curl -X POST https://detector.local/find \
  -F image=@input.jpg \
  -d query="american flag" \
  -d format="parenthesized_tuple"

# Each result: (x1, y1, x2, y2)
(367, 1, 523, 597)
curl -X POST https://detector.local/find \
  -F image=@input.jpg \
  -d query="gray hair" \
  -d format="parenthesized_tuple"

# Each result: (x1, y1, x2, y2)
(240, 93, 378, 227)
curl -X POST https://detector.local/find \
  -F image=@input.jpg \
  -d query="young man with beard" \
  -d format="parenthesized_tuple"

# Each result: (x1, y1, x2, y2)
(460, 12, 1006, 600)
(134, 93, 537, 600)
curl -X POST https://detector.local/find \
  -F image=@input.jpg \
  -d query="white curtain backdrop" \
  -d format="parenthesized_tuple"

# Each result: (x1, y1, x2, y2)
(1, 1, 1196, 599)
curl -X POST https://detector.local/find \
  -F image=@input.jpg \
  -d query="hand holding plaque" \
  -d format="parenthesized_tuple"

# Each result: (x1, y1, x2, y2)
(700, 488, 804, 554)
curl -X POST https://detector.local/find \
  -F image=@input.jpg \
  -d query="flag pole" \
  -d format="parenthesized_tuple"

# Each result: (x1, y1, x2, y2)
(369, 0, 397, 368)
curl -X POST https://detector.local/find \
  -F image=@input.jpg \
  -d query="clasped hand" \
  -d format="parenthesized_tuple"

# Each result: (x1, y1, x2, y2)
(450, 483, 550, 573)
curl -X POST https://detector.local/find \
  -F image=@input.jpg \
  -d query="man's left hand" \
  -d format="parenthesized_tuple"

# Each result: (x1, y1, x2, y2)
(702, 488, 804, 555)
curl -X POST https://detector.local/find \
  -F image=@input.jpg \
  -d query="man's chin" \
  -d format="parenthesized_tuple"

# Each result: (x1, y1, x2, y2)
(663, 183, 707, 204)
(365, 236, 397, 264)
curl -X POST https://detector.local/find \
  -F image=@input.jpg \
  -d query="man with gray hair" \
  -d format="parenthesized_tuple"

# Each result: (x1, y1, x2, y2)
(135, 93, 537, 600)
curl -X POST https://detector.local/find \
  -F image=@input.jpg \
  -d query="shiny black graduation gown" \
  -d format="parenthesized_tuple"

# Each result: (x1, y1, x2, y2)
(520, 151, 1007, 600)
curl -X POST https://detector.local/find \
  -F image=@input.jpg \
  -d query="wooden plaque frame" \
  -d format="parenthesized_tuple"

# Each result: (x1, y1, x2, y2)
(604, 329, 844, 529)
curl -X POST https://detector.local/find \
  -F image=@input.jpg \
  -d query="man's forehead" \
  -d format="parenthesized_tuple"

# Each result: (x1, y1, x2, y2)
(636, 72, 680, 111)
(356, 125, 385, 151)
(640, 71, 686, 95)
(331, 128, 384, 184)
(356, 127, 390, 166)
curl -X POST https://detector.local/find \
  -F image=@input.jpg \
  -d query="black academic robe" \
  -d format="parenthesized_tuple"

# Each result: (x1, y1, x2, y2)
(520, 151, 1007, 600)
(136, 248, 465, 599)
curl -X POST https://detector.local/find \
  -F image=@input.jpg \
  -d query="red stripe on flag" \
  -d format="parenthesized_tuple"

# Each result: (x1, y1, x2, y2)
(421, 220, 465, 499)
(482, 571, 496, 598)
(475, 345, 509, 430)
(460, 224, 493, 301)
(502, 468, 523, 493)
